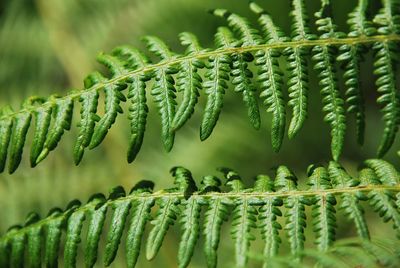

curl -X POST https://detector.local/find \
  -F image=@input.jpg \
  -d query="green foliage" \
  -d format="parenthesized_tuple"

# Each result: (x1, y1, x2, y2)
(312, 0, 346, 161)
(250, 2, 287, 151)
(275, 165, 308, 257)
(373, 0, 400, 157)
(173, 32, 205, 131)
(250, 238, 400, 268)
(286, 0, 315, 139)
(1, 160, 400, 267)
(307, 165, 337, 252)
(337, 0, 374, 146)
(0, 0, 399, 173)
(200, 27, 232, 141)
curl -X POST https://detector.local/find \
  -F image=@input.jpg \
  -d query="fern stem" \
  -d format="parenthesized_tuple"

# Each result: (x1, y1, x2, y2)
(1, 184, 399, 243)
(1, 35, 399, 122)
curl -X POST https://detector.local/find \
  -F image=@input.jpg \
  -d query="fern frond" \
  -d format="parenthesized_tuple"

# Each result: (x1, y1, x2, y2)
(124, 182, 155, 268)
(25, 213, 42, 268)
(144, 36, 178, 151)
(275, 165, 308, 257)
(359, 168, 400, 239)
(0, 106, 13, 173)
(328, 162, 370, 239)
(44, 209, 64, 267)
(220, 168, 257, 267)
(1, 1, 400, 172)
(146, 167, 196, 261)
(35, 95, 74, 165)
(250, 2, 287, 151)
(286, 0, 315, 139)
(84, 194, 107, 268)
(312, 0, 346, 161)
(178, 180, 201, 268)
(255, 175, 282, 264)
(337, 0, 374, 145)
(173, 32, 205, 131)
(8, 110, 31, 174)
(200, 27, 232, 141)
(201, 175, 229, 268)
(26, 106, 48, 161)
(104, 190, 132, 266)
(64, 201, 86, 267)
(73, 74, 101, 165)
(373, 0, 400, 157)
(364, 158, 400, 238)
(1, 160, 400, 267)
(212, 9, 261, 129)
(9, 226, 25, 268)
(113, 46, 151, 163)
(87, 58, 126, 150)
(307, 165, 337, 252)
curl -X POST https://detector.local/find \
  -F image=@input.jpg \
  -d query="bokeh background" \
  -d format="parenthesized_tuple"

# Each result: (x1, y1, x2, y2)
(0, 0, 399, 267)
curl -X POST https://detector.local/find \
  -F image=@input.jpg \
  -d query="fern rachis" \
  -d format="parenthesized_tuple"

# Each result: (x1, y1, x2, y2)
(1, 0, 400, 267)
(0, 0, 399, 173)
(1, 160, 400, 267)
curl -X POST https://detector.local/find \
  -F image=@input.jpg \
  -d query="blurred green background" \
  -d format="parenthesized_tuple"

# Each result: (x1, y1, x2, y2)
(0, 0, 399, 267)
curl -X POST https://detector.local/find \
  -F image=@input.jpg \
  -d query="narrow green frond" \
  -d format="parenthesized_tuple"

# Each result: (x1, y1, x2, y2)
(146, 196, 180, 260)
(126, 196, 154, 268)
(256, 175, 282, 265)
(84, 195, 107, 268)
(307, 166, 337, 251)
(44, 209, 64, 267)
(123, 181, 155, 268)
(312, 0, 347, 161)
(201, 176, 228, 268)
(8, 111, 31, 174)
(336, 0, 374, 146)
(0, 106, 13, 172)
(171, 170, 203, 267)
(286, 0, 315, 138)
(220, 170, 257, 267)
(328, 162, 369, 239)
(373, 0, 400, 157)
(74, 85, 100, 165)
(30, 104, 52, 168)
(211, 9, 261, 130)
(275, 166, 308, 257)
(111, 47, 151, 163)
(127, 77, 148, 162)
(251, 3, 287, 152)
(359, 168, 400, 239)
(144, 37, 178, 150)
(200, 27, 231, 141)
(88, 71, 126, 150)
(177, 197, 202, 268)
(104, 198, 131, 266)
(10, 227, 26, 268)
(173, 32, 204, 131)
(231, 51, 261, 130)
(286, 45, 309, 139)
(23, 212, 41, 268)
(36, 96, 74, 165)
(64, 203, 86, 268)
